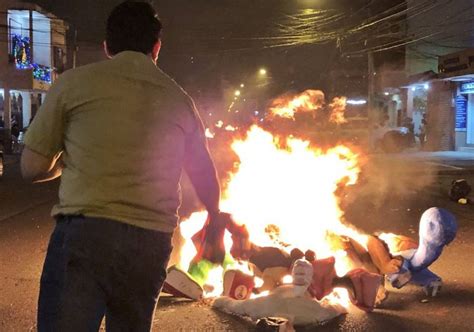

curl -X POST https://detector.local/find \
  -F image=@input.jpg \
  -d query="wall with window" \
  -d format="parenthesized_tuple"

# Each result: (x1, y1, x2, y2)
(7, 10, 32, 68)
(7, 10, 30, 41)
(5, 9, 53, 85)
(32, 11, 51, 67)
(7, 10, 52, 68)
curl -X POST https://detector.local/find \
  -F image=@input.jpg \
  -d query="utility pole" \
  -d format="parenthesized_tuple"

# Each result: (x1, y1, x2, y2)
(29, 10, 34, 62)
(3, 88, 12, 153)
(368, 51, 376, 149)
(366, 0, 376, 150)
(72, 27, 78, 69)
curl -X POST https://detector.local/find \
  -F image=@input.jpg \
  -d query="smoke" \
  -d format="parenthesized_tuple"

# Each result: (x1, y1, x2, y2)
(341, 154, 438, 233)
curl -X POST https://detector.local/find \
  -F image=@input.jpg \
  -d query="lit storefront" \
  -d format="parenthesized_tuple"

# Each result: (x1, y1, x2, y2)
(436, 49, 474, 151)
(454, 81, 474, 150)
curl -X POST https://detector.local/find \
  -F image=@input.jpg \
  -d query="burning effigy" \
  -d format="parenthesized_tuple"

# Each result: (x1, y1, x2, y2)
(162, 92, 457, 328)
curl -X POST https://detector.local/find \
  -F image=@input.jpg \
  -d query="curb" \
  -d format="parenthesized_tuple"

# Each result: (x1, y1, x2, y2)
(437, 170, 474, 176)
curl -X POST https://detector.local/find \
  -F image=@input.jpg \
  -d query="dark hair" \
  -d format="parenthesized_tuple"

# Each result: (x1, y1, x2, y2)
(106, 1, 162, 56)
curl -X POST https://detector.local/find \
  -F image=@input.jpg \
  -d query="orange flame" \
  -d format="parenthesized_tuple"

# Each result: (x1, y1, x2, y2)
(269, 90, 348, 126)
(269, 89, 325, 119)
(178, 125, 370, 304)
(221, 126, 365, 257)
(329, 97, 347, 125)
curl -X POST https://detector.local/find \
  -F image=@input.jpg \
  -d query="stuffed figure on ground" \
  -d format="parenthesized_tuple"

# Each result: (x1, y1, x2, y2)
(163, 207, 457, 325)
(377, 207, 457, 296)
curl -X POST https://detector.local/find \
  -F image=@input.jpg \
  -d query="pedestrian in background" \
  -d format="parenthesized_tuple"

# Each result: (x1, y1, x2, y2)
(21, 1, 224, 331)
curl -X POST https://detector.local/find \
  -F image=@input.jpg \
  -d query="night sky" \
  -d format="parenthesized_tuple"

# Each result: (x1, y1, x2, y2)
(28, 0, 401, 122)
(30, 1, 368, 82)
(31, 0, 363, 43)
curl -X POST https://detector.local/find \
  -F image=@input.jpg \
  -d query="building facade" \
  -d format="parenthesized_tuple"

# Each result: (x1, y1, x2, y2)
(0, 1, 68, 151)
(438, 49, 474, 151)
(404, 0, 474, 151)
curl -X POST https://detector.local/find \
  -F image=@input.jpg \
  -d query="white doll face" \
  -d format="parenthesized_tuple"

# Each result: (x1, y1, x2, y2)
(292, 259, 313, 288)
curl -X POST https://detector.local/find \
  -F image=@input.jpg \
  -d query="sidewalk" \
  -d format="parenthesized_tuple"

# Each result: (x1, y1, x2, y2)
(0, 153, 58, 223)
(393, 150, 474, 161)
(370, 150, 474, 175)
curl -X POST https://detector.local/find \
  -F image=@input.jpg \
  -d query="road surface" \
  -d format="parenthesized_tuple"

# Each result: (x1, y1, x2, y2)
(1, 154, 474, 331)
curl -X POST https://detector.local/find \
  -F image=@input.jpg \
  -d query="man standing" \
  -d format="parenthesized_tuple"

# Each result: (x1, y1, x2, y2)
(21, 1, 222, 330)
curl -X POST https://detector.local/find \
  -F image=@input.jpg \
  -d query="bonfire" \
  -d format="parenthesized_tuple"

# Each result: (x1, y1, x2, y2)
(162, 90, 457, 328)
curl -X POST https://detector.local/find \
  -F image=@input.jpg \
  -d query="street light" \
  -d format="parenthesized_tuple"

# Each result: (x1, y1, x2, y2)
(259, 68, 267, 76)
(240, 83, 245, 88)
(234, 90, 241, 97)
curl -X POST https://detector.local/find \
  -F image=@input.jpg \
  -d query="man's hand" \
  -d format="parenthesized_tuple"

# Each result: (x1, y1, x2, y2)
(21, 147, 63, 183)
(208, 211, 232, 226)
(191, 211, 233, 265)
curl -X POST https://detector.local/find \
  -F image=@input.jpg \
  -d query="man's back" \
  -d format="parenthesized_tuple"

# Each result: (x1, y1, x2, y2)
(24, 3, 221, 330)
(25, 51, 200, 232)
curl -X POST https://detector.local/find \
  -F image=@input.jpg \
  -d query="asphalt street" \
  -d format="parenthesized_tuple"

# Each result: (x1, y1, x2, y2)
(1, 153, 474, 331)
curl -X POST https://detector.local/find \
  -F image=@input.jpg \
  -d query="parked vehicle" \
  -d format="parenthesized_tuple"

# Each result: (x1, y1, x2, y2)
(0, 127, 26, 154)
(374, 126, 414, 153)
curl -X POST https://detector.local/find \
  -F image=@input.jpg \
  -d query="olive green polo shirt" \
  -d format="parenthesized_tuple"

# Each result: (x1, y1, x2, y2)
(24, 51, 208, 233)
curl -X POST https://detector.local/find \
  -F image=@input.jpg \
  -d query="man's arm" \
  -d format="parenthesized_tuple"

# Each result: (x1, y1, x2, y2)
(21, 147, 63, 183)
(185, 146, 221, 216)
(183, 100, 221, 216)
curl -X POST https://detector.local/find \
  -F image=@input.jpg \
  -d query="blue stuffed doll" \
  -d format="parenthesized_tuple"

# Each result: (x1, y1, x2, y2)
(388, 207, 457, 296)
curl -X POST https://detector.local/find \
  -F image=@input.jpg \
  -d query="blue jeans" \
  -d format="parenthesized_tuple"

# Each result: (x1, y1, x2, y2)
(38, 215, 173, 332)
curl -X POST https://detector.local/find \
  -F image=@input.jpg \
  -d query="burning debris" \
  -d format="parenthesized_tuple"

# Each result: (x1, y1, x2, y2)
(268, 89, 348, 125)
(329, 96, 348, 125)
(449, 179, 471, 204)
(255, 317, 293, 331)
(269, 89, 325, 119)
(162, 124, 457, 328)
(212, 259, 347, 326)
(164, 207, 457, 326)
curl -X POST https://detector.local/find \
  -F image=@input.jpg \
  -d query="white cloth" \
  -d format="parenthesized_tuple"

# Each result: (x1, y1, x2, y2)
(213, 285, 346, 326)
